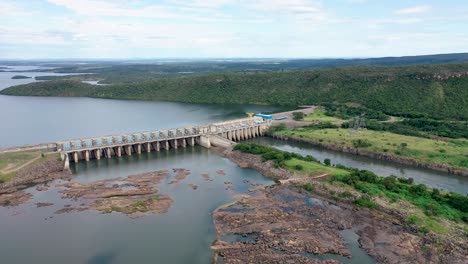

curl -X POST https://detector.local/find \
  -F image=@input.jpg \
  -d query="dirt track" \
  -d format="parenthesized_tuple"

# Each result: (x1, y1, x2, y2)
(271, 106, 317, 128)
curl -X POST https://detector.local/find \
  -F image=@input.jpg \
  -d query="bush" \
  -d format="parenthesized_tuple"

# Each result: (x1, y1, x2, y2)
(410, 184, 428, 196)
(324, 158, 331, 166)
(406, 214, 420, 225)
(447, 193, 468, 212)
(352, 139, 372, 148)
(424, 202, 441, 216)
(304, 155, 317, 162)
(301, 183, 313, 191)
(269, 123, 286, 132)
(295, 164, 303, 170)
(292, 112, 305, 121)
(355, 195, 377, 208)
(383, 175, 398, 191)
(305, 122, 338, 129)
(339, 191, 354, 198)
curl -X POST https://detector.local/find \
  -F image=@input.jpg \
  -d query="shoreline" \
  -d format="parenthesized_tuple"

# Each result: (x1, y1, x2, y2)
(269, 133, 468, 177)
(214, 148, 467, 263)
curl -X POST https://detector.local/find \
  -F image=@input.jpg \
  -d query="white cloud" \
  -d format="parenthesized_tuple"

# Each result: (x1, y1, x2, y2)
(0, 1, 36, 17)
(395, 5, 432, 15)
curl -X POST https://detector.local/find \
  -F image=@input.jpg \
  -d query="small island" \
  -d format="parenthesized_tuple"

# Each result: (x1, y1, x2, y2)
(11, 75, 32, 79)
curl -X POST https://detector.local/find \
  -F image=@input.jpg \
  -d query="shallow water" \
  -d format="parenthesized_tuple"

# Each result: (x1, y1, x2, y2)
(0, 147, 274, 264)
(307, 229, 375, 264)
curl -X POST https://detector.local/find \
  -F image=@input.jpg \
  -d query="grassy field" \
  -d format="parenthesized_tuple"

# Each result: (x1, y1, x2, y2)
(303, 108, 345, 124)
(0, 151, 41, 182)
(285, 158, 349, 177)
(0, 151, 41, 172)
(276, 128, 468, 169)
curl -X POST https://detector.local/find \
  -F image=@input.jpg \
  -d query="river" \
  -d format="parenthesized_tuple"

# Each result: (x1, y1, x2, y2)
(246, 137, 468, 194)
(0, 66, 466, 263)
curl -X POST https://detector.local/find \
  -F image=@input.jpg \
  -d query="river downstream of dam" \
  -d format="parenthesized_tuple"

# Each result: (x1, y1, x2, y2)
(0, 69, 467, 263)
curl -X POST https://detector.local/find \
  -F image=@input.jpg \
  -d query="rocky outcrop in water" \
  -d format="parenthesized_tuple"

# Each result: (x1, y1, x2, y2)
(0, 155, 70, 206)
(56, 170, 174, 218)
(219, 149, 468, 264)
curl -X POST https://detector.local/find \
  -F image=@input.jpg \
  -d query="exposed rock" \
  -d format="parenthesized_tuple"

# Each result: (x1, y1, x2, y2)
(55, 170, 174, 218)
(226, 150, 294, 180)
(0, 191, 32, 206)
(188, 184, 198, 190)
(58, 170, 167, 200)
(35, 185, 49, 192)
(173, 168, 190, 181)
(90, 194, 173, 218)
(218, 149, 467, 263)
(201, 173, 213, 181)
(35, 202, 53, 208)
(55, 207, 88, 214)
(0, 156, 70, 197)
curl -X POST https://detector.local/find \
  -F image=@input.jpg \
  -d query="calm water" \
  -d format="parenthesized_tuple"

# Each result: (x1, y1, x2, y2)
(0, 65, 79, 90)
(0, 95, 285, 148)
(246, 137, 468, 194)
(0, 147, 274, 264)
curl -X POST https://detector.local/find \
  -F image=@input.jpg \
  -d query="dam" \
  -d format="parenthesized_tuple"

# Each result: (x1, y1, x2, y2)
(57, 117, 271, 168)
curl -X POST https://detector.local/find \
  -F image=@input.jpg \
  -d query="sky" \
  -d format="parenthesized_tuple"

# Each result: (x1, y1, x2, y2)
(0, 0, 467, 59)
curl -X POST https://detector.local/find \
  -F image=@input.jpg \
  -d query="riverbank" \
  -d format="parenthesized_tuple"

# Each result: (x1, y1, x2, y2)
(270, 130, 468, 177)
(0, 153, 69, 205)
(213, 146, 467, 263)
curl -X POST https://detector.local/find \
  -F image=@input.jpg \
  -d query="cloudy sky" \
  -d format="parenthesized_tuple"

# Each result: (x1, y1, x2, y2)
(1, 0, 467, 59)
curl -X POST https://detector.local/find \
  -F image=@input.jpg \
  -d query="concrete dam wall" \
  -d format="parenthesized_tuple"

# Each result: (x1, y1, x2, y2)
(58, 117, 271, 168)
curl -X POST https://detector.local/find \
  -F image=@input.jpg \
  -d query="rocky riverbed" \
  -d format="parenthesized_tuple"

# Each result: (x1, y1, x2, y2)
(56, 170, 174, 218)
(0, 155, 69, 206)
(215, 149, 468, 264)
(212, 183, 467, 264)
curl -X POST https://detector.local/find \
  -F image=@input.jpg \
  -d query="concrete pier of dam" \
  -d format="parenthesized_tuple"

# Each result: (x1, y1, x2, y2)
(56, 117, 271, 169)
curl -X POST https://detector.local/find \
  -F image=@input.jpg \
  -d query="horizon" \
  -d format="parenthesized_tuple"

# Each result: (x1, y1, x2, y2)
(1, 52, 467, 62)
(1, 0, 468, 59)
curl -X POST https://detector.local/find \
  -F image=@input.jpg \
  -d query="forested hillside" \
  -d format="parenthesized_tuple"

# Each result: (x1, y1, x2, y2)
(2, 63, 468, 120)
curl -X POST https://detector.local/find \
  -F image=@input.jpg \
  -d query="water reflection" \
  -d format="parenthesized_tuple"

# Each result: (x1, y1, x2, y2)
(246, 137, 467, 194)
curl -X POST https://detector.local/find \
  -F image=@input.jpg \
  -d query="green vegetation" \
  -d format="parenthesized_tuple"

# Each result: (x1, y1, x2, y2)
(133, 200, 146, 208)
(3, 63, 468, 120)
(234, 143, 317, 168)
(303, 108, 344, 123)
(333, 169, 468, 224)
(234, 143, 468, 229)
(321, 103, 390, 121)
(352, 139, 372, 148)
(292, 112, 305, 121)
(348, 119, 468, 139)
(0, 151, 40, 171)
(285, 158, 349, 177)
(274, 128, 468, 169)
(11, 75, 31, 79)
(354, 194, 377, 209)
(300, 183, 314, 192)
(0, 151, 41, 182)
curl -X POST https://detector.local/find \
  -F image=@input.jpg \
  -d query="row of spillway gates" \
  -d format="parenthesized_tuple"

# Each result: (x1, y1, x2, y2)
(59, 117, 272, 168)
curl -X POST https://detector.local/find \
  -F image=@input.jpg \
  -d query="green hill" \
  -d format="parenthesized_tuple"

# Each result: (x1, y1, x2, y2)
(2, 63, 468, 120)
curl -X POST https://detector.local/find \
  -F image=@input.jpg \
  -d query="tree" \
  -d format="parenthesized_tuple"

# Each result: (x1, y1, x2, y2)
(292, 112, 305, 121)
